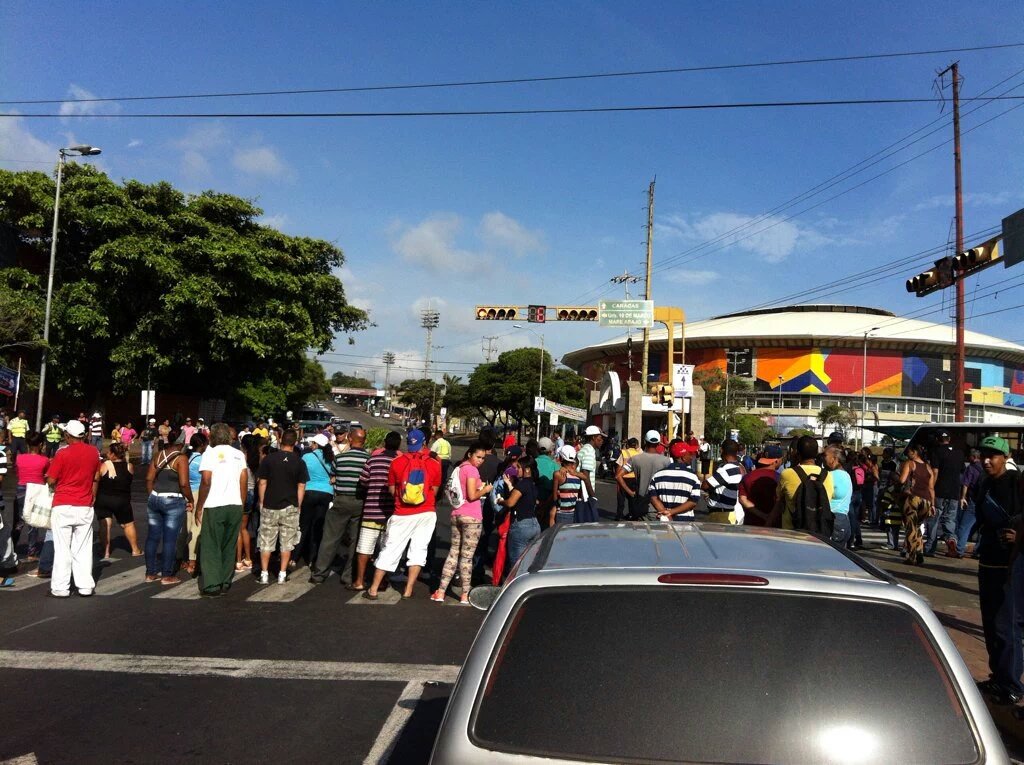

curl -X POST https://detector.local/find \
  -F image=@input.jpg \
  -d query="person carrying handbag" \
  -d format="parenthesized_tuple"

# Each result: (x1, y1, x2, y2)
(898, 444, 936, 566)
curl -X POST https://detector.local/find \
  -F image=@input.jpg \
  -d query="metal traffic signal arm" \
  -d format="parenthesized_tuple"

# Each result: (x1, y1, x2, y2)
(475, 305, 599, 322)
(905, 234, 1003, 297)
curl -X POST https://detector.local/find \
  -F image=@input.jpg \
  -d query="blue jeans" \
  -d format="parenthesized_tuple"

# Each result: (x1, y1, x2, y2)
(38, 530, 54, 574)
(141, 440, 154, 464)
(831, 513, 852, 548)
(554, 510, 575, 526)
(90, 436, 103, 452)
(145, 494, 187, 576)
(979, 557, 1024, 695)
(955, 501, 976, 555)
(927, 497, 959, 553)
(507, 518, 541, 566)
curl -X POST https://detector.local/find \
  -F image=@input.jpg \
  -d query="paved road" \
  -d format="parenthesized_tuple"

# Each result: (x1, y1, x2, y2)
(2, 470, 1022, 762)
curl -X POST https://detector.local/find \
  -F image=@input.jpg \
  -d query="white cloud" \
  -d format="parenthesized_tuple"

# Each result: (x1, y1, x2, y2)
(232, 145, 290, 179)
(181, 149, 211, 179)
(0, 116, 53, 167)
(58, 84, 120, 117)
(658, 211, 840, 264)
(392, 215, 476, 271)
(258, 213, 290, 230)
(172, 122, 230, 152)
(478, 211, 545, 256)
(914, 191, 1024, 211)
(665, 269, 719, 285)
(127, 139, 143, 148)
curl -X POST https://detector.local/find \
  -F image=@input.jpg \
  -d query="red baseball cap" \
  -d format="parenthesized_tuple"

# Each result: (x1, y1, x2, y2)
(670, 441, 689, 459)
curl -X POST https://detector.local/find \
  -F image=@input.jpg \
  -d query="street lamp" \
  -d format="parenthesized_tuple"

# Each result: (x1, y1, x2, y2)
(860, 327, 879, 449)
(935, 377, 953, 422)
(777, 375, 784, 412)
(513, 324, 545, 437)
(35, 144, 103, 431)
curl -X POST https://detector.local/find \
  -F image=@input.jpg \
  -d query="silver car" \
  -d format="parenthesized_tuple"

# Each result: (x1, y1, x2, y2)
(432, 522, 1007, 764)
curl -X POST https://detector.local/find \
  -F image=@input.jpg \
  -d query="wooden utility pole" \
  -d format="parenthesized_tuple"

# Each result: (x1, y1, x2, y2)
(641, 179, 655, 388)
(938, 62, 966, 421)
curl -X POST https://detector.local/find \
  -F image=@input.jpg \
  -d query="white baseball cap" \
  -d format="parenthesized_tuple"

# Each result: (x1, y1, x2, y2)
(311, 433, 329, 447)
(558, 444, 577, 462)
(537, 437, 554, 452)
(92, 412, 101, 418)
(584, 425, 605, 437)
(645, 429, 661, 444)
(66, 420, 86, 438)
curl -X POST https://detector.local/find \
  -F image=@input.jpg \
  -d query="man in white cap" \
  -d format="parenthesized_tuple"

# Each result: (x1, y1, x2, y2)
(88, 411, 104, 452)
(617, 430, 671, 521)
(578, 425, 605, 495)
(46, 419, 100, 597)
(140, 417, 158, 465)
(534, 437, 559, 520)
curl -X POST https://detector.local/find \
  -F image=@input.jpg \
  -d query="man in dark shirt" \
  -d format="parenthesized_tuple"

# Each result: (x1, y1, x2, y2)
(974, 436, 1024, 705)
(739, 445, 783, 527)
(956, 449, 984, 558)
(928, 431, 965, 557)
(256, 430, 309, 585)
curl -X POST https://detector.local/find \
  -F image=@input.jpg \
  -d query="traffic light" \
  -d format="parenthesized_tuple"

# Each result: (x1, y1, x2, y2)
(528, 304, 546, 323)
(554, 306, 599, 321)
(906, 257, 953, 297)
(650, 383, 674, 405)
(953, 234, 1001, 271)
(475, 306, 520, 320)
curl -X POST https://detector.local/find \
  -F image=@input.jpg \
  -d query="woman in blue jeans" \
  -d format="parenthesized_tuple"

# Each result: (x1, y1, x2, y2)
(503, 457, 541, 571)
(144, 442, 194, 585)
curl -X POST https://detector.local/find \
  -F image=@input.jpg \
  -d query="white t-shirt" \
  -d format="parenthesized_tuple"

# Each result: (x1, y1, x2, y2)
(198, 445, 248, 508)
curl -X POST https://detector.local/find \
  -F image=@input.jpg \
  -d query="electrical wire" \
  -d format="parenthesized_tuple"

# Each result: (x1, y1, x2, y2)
(6, 43, 1021, 106)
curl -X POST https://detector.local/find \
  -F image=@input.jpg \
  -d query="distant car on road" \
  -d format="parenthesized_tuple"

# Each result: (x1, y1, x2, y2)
(432, 523, 1008, 764)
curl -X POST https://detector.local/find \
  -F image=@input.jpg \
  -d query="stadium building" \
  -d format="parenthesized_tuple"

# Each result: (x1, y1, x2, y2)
(560, 304, 1024, 441)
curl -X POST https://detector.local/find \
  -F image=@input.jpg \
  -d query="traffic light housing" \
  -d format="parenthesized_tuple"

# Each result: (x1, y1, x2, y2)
(475, 305, 520, 320)
(555, 306, 599, 321)
(953, 234, 1001, 271)
(906, 257, 953, 297)
(650, 383, 674, 405)
(528, 304, 546, 323)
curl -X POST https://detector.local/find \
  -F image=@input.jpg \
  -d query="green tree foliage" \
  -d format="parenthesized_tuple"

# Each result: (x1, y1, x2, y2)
(464, 349, 585, 427)
(330, 372, 375, 389)
(816, 403, 858, 436)
(693, 367, 754, 444)
(734, 413, 770, 447)
(395, 378, 443, 422)
(0, 165, 368, 411)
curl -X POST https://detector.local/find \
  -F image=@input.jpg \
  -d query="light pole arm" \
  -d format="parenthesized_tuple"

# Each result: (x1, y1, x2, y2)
(36, 151, 65, 431)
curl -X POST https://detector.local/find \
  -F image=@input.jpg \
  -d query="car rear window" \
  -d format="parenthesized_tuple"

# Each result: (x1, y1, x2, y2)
(471, 588, 979, 764)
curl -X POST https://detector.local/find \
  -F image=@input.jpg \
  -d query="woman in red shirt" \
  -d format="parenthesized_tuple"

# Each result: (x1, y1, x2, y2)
(15, 432, 50, 561)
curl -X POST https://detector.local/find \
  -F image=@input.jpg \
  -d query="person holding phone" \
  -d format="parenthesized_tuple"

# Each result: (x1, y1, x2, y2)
(973, 436, 1024, 706)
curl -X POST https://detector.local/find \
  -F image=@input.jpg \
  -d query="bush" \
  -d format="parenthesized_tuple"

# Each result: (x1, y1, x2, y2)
(364, 427, 389, 451)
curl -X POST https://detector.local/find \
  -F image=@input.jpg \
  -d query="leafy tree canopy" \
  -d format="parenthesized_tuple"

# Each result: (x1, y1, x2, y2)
(0, 165, 368, 413)
(395, 378, 443, 422)
(694, 367, 753, 445)
(464, 348, 585, 427)
(330, 372, 375, 389)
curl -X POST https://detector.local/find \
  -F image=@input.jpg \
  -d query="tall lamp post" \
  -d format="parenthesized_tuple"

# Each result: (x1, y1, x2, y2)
(935, 377, 952, 422)
(860, 327, 879, 449)
(513, 324, 545, 437)
(776, 375, 784, 413)
(36, 145, 103, 431)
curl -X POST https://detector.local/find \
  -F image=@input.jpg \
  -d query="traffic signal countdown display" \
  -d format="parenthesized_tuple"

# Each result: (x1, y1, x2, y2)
(475, 305, 599, 321)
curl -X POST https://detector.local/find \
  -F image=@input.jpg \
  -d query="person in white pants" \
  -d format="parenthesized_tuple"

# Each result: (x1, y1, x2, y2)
(46, 420, 100, 597)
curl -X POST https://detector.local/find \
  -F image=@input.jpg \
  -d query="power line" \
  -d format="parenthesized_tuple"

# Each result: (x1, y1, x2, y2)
(6, 95, 1024, 120)
(6, 43, 1020, 106)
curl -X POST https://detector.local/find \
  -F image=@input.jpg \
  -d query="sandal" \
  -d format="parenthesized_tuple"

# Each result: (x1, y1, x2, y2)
(235, 561, 246, 572)
(242, 558, 252, 568)
(345, 583, 366, 591)
(145, 574, 161, 583)
(0, 577, 15, 588)
(160, 576, 180, 586)
(361, 591, 379, 601)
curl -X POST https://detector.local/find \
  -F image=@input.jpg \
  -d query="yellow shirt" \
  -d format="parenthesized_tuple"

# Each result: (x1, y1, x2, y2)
(8, 416, 29, 438)
(777, 464, 834, 529)
(432, 437, 452, 461)
(253, 427, 269, 439)
(617, 448, 641, 479)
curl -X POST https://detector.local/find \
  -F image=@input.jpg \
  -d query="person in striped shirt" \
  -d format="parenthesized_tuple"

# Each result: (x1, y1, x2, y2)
(351, 431, 400, 590)
(89, 412, 104, 452)
(309, 427, 368, 585)
(703, 439, 745, 524)
(648, 441, 702, 521)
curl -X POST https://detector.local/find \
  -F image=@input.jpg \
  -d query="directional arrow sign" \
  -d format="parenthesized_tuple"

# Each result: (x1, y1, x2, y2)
(598, 299, 654, 328)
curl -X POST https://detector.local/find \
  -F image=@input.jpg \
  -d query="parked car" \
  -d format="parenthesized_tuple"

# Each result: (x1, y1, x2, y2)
(432, 523, 1007, 764)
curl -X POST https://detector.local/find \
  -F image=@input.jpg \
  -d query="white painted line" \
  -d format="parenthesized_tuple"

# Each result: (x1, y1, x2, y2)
(363, 679, 424, 765)
(0, 753, 38, 765)
(95, 568, 148, 596)
(347, 588, 402, 606)
(0, 650, 460, 684)
(246, 566, 315, 603)
(5, 616, 58, 636)
(0, 573, 49, 591)
(152, 570, 249, 600)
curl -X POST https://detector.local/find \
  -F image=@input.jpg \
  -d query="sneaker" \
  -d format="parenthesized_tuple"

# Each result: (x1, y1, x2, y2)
(277, 571, 287, 585)
(946, 538, 959, 557)
(430, 591, 445, 602)
(259, 570, 270, 585)
(78, 589, 94, 597)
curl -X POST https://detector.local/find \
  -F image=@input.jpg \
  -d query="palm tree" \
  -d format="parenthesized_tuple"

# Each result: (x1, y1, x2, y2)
(816, 403, 858, 437)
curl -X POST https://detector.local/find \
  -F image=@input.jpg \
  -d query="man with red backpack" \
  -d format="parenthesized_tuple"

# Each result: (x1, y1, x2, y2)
(364, 429, 442, 600)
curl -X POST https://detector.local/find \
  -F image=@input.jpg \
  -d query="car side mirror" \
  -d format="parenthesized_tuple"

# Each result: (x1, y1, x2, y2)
(468, 585, 501, 611)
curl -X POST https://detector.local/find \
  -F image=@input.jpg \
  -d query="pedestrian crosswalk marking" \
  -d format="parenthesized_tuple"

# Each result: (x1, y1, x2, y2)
(347, 588, 403, 605)
(246, 567, 316, 603)
(95, 568, 149, 596)
(0, 573, 49, 592)
(152, 569, 250, 600)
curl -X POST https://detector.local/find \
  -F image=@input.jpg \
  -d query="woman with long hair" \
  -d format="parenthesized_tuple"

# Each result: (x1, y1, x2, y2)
(502, 456, 541, 570)
(183, 432, 209, 575)
(145, 439, 194, 585)
(14, 432, 49, 561)
(95, 442, 143, 560)
(898, 443, 936, 566)
(431, 443, 492, 604)
(236, 434, 263, 571)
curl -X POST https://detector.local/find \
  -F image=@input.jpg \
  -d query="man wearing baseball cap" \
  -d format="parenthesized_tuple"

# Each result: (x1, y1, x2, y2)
(974, 435, 1024, 705)
(648, 441, 702, 520)
(739, 445, 783, 527)
(578, 425, 605, 494)
(616, 430, 670, 521)
(46, 419, 101, 597)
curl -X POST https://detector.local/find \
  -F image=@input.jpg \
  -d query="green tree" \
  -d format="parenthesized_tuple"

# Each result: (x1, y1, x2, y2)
(395, 378, 443, 422)
(0, 165, 368, 412)
(816, 403, 858, 437)
(734, 413, 770, 447)
(329, 372, 374, 389)
(693, 368, 753, 444)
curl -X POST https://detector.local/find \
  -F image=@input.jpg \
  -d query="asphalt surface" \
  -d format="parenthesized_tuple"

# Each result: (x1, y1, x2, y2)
(1, 433, 1019, 763)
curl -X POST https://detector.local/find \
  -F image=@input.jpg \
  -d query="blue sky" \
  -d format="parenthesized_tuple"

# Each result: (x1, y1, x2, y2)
(3, 1, 1023, 386)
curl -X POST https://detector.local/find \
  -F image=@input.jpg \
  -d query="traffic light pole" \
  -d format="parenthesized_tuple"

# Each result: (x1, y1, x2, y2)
(641, 180, 655, 388)
(951, 62, 966, 423)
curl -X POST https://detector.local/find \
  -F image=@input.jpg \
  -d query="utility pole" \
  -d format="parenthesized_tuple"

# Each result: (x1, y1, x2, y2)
(421, 308, 440, 380)
(938, 61, 966, 421)
(641, 179, 655, 388)
(612, 271, 642, 381)
(724, 350, 744, 434)
(482, 335, 499, 363)
(382, 351, 395, 409)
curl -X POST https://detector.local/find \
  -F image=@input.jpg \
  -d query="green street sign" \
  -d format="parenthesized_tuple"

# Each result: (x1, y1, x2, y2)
(598, 299, 654, 328)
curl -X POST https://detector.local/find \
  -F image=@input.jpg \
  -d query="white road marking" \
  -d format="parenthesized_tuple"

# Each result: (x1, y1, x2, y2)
(0, 650, 460, 684)
(0, 573, 49, 591)
(362, 679, 424, 765)
(246, 566, 315, 603)
(5, 616, 58, 636)
(152, 570, 249, 600)
(0, 753, 38, 765)
(95, 568, 148, 596)
(347, 588, 402, 605)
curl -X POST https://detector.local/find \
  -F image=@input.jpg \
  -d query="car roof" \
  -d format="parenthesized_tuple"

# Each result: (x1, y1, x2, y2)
(525, 523, 891, 583)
